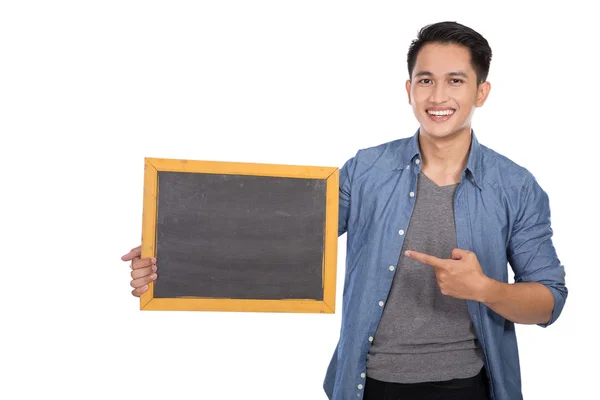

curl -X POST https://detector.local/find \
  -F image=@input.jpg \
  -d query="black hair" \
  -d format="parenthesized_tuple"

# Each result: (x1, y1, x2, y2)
(407, 21, 492, 84)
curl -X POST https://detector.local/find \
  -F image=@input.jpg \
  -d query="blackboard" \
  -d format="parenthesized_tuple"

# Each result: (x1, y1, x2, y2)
(139, 158, 339, 313)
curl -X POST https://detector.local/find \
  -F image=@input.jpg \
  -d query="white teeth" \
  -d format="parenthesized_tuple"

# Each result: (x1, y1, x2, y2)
(428, 110, 454, 116)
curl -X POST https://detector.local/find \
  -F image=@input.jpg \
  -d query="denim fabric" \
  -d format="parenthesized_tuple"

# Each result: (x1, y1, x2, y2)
(323, 130, 567, 400)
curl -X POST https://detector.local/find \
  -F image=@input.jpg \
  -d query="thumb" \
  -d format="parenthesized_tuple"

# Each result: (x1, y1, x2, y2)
(451, 248, 470, 260)
(121, 245, 142, 261)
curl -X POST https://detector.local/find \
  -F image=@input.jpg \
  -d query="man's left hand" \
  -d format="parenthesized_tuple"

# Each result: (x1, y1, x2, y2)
(404, 248, 491, 301)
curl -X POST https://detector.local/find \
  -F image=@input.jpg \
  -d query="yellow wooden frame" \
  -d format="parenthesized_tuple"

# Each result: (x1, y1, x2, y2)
(140, 157, 339, 313)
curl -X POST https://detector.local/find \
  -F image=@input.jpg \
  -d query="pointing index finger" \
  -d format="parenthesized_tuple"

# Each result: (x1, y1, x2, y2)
(405, 250, 444, 268)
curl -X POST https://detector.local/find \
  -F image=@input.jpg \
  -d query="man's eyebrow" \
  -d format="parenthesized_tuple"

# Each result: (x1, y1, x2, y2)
(448, 71, 469, 78)
(413, 71, 432, 78)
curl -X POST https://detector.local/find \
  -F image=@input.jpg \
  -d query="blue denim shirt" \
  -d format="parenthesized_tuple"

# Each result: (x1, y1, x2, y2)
(323, 130, 568, 400)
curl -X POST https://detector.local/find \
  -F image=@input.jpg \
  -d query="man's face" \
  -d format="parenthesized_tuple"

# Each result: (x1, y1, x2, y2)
(406, 42, 490, 140)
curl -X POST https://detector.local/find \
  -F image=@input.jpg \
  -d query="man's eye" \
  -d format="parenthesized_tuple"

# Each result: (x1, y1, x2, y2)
(450, 79, 463, 84)
(420, 79, 432, 84)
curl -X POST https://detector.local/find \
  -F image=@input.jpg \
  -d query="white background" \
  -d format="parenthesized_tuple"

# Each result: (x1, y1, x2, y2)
(1, 1, 597, 399)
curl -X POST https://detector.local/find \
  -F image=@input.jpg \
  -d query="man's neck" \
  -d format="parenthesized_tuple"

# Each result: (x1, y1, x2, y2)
(418, 127, 472, 186)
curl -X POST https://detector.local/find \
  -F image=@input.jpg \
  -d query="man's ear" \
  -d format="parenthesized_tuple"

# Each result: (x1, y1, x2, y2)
(405, 79, 412, 105)
(476, 81, 491, 107)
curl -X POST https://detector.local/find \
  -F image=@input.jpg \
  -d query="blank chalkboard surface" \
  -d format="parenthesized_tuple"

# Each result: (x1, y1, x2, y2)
(139, 158, 339, 313)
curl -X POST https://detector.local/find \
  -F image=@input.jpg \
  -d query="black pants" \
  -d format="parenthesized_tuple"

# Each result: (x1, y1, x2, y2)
(363, 368, 490, 400)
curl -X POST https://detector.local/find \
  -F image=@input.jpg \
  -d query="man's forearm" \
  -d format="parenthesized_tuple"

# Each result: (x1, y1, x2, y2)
(477, 279, 554, 325)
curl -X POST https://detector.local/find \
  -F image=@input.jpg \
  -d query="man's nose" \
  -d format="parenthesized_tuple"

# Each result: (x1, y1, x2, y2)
(429, 83, 449, 104)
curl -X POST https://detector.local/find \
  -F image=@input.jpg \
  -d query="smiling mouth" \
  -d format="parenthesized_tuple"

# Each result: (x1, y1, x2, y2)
(427, 109, 455, 116)
(426, 109, 455, 122)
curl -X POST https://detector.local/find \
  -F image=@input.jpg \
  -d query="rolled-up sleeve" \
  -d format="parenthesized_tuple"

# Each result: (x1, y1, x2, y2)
(507, 175, 568, 327)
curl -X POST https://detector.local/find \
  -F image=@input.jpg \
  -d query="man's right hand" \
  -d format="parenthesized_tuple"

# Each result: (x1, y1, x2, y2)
(121, 245, 158, 297)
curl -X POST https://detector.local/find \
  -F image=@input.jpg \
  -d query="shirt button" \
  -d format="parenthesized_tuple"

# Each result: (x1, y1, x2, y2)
(368, 336, 374, 342)
(398, 229, 405, 235)
(409, 191, 415, 197)
(361, 373, 366, 379)
(415, 159, 420, 164)
(389, 265, 395, 271)
(378, 301, 384, 306)
(358, 384, 363, 390)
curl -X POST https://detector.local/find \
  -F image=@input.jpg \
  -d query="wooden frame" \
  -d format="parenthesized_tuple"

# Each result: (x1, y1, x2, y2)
(140, 157, 339, 313)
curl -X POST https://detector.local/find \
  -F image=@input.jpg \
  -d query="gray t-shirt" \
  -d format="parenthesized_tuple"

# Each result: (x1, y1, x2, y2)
(366, 172, 484, 383)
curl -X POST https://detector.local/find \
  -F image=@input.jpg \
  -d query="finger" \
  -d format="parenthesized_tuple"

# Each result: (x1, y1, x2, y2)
(132, 257, 156, 270)
(131, 285, 149, 297)
(451, 248, 472, 260)
(130, 273, 157, 289)
(405, 250, 445, 268)
(131, 265, 156, 280)
(121, 245, 142, 261)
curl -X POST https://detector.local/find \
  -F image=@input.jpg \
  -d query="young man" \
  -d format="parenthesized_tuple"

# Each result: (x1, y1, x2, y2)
(122, 21, 567, 400)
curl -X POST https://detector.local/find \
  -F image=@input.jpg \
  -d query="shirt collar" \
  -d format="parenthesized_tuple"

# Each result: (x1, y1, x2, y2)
(395, 129, 483, 190)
